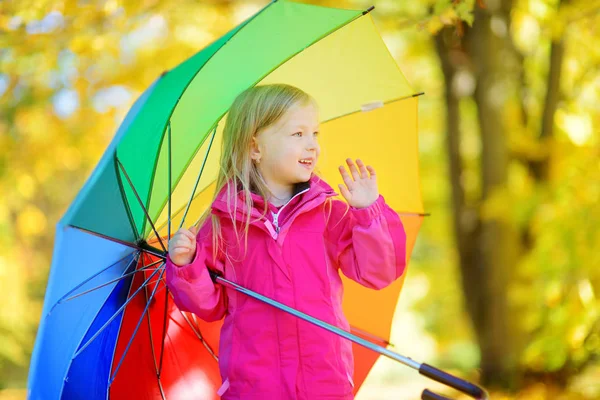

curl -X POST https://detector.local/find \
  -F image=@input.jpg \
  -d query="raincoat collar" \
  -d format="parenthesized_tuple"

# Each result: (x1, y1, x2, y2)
(211, 174, 337, 222)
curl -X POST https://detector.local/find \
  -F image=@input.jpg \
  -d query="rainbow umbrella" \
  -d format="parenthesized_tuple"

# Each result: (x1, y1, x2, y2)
(29, 1, 487, 399)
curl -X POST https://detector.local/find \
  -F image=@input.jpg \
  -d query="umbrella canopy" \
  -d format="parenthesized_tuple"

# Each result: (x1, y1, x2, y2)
(28, 0, 424, 398)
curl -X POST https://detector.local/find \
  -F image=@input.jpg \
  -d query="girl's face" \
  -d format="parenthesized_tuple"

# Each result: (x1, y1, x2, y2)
(251, 101, 320, 191)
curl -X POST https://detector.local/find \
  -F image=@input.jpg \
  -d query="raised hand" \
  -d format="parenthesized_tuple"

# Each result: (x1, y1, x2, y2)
(338, 158, 379, 209)
(168, 225, 198, 267)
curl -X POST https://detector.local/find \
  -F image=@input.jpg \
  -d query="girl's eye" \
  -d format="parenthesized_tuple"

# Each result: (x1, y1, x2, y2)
(293, 132, 302, 137)
(313, 132, 319, 137)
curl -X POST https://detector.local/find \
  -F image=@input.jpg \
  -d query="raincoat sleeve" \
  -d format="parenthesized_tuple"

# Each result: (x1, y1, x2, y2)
(165, 220, 227, 322)
(325, 195, 407, 290)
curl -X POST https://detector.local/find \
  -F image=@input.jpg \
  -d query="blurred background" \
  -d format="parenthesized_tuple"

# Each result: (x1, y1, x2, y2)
(0, 0, 598, 399)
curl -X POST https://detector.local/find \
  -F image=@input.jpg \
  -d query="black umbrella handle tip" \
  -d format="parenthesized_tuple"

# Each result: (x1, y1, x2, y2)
(363, 5, 375, 15)
(419, 363, 489, 400)
(421, 389, 453, 400)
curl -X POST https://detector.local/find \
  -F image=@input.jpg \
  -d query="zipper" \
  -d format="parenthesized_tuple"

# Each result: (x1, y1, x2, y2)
(272, 187, 310, 234)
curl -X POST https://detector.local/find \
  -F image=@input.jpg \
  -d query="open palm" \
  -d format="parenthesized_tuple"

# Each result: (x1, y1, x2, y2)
(338, 158, 379, 208)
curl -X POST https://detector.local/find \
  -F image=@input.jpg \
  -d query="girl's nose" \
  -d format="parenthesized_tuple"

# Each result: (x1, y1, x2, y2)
(306, 136, 318, 150)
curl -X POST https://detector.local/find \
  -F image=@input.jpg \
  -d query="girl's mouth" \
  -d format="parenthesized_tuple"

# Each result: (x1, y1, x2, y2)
(299, 159, 314, 168)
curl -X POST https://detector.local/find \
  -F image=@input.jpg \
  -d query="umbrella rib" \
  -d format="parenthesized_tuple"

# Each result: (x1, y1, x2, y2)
(60, 261, 163, 304)
(158, 293, 169, 377)
(109, 268, 167, 385)
(156, 122, 174, 377)
(145, 122, 218, 244)
(49, 252, 139, 315)
(321, 92, 425, 125)
(170, 290, 218, 362)
(146, 168, 211, 242)
(179, 124, 218, 231)
(141, 253, 161, 379)
(67, 224, 165, 258)
(190, 313, 219, 361)
(72, 266, 163, 359)
(116, 156, 167, 252)
(145, 122, 216, 243)
(158, 381, 167, 400)
(103, 255, 137, 400)
(167, 121, 172, 240)
(156, 121, 178, 377)
(114, 152, 140, 242)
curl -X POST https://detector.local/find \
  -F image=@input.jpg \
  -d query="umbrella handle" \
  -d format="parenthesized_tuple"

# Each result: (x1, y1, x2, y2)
(419, 363, 489, 400)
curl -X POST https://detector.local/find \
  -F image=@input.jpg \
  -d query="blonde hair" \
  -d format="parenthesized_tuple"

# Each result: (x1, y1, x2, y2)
(196, 83, 318, 261)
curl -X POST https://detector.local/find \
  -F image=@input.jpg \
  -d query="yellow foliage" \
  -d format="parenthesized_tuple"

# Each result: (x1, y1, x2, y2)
(0, 389, 27, 400)
(16, 174, 36, 200)
(426, 16, 445, 34)
(16, 205, 47, 238)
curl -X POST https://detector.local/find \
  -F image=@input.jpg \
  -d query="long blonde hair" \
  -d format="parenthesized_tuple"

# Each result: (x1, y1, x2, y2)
(197, 83, 318, 261)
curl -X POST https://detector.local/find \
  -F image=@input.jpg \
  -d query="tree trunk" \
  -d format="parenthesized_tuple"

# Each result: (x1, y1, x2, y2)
(530, 35, 565, 180)
(433, 31, 485, 365)
(434, 1, 527, 388)
(466, 8, 521, 385)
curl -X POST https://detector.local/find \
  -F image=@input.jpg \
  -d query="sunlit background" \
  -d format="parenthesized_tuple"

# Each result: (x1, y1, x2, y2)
(1, 0, 599, 399)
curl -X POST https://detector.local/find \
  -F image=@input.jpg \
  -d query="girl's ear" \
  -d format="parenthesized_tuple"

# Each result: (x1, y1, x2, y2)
(250, 136, 261, 161)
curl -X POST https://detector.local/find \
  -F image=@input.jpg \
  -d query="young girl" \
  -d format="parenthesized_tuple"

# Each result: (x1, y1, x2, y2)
(165, 84, 407, 400)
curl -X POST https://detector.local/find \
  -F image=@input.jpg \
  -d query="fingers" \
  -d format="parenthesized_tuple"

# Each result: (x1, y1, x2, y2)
(170, 247, 192, 256)
(171, 241, 193, 249)
(171, 238, 195, 250)
(338, 164, 354, 189)
(169, 226, 197, 254)
(338, 184, 351, 201)
(346, 158, 361, 181)
(355, 159, 369, 179)
(366, 165, 376, 178)
(340, 159, 375, 181)
(168, 226, 197, 264)
(178, 227, 196, 241)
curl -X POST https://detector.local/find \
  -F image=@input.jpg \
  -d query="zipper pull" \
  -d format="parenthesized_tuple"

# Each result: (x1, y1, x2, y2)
(272, 213, 279, 233)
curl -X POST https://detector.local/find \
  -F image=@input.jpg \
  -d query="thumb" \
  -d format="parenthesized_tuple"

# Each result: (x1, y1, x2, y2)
(189, 225, 199, 236)
(338, 184, 351, 202)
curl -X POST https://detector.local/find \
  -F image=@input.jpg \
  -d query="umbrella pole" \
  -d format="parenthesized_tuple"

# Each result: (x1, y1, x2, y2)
(209, 271, 489, 400)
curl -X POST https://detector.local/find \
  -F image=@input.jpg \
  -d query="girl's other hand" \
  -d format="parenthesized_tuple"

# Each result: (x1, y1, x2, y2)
(168, 226, 199, 267)
(338, 158, 379, 209)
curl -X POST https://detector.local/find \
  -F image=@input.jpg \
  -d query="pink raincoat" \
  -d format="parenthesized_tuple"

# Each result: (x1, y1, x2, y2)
(165, 174, 407, 400)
